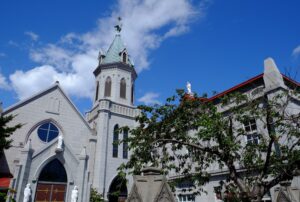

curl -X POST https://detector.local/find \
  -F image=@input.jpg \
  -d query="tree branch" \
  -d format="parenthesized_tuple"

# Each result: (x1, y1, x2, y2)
(152, 138, 221, 156)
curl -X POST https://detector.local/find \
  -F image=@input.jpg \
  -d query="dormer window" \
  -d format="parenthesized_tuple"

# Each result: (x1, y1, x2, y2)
(122, 52, 127, 63)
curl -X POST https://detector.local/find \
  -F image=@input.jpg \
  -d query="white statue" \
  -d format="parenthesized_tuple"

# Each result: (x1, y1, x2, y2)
(23, 183, 31, 202)
(186, 81, 192, 95)
(71, 186, 79, 202)
(57, 134, 64, 150)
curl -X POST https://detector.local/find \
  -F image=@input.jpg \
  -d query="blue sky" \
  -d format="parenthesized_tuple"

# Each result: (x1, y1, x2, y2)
(0, 0, 300, 113)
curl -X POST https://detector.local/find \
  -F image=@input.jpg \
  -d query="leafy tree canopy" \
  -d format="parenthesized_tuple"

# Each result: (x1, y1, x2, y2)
(0, 111, 22, 153)
(119, 89, 300, 202)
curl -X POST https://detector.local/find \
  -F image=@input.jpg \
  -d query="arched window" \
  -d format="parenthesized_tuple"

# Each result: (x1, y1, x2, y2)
(37, 122, 59, 143)
(104, 77, 112, 97)
(38, 159, 67, 182)
(120, 78, 126, 99)
(95, 81, 99, 101)
(113, 125, 119, 158)
(108, 176, 127, 202)
(131, 84, 134, 104)
(123, 129, 128, 159)
(122, 52, 127, 63)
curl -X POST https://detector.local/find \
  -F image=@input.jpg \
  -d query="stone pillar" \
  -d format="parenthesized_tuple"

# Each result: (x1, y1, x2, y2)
(77, 147, 88, 202)
(16, 140, 33, 202)
(92, 102, 110, 196)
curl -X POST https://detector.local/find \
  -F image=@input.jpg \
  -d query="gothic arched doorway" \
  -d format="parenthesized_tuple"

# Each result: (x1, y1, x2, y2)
(108, 176, 127, 202)
(35, 159, 68, 202)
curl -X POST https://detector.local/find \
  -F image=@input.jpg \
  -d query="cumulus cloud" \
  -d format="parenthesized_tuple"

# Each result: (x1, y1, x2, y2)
(138, 92, 160, 105)
(0, 73, 10, 90)
(292, 45, 300, 57)
(25, 31, 39, 41)
(9, 0, 209, 100)
(9, 64, 95, 100)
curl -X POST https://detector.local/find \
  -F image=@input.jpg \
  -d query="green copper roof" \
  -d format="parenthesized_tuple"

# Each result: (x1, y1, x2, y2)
(102, 34, 133, 66)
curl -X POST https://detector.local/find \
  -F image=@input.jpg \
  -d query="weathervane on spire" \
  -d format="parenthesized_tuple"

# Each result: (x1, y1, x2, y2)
(114, 17, 122, 33)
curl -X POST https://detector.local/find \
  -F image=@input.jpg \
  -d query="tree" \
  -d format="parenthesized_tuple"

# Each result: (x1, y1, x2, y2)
(0, 108, 22, 153)
(89, 188, 104, 202)
(118, 89, 300, 202)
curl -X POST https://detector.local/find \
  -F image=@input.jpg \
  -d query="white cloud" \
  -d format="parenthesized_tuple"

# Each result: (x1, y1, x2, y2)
(0, 73, 10, 90)
(9, 62, 96, 100)
(9, 0, 209, 100)
(25, 31, 39, 41)
(138, 92, 160, 105)
(292, 45, 300, 57)
(30, 44, 74, 71)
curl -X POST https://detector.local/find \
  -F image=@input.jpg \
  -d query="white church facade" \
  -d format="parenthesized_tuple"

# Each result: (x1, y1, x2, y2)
(1, 25, 300, 202)
(1, 27, 139, 202)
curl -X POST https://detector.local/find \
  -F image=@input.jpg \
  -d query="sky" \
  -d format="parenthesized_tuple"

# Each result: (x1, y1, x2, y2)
(0, 0, 300, 113)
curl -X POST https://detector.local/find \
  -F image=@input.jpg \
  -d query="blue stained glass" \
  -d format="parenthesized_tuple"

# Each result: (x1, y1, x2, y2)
(39, 123, 50, 130)
(37, 122, 59, 142)
(49, 123, 59, 132)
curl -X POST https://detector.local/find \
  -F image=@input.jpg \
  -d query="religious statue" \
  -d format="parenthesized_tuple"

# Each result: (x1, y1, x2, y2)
(57, 134, 64, 150)
(186, 81, 192, 95)
(23, 183, 31, 202)
(71, 186, 79, 202)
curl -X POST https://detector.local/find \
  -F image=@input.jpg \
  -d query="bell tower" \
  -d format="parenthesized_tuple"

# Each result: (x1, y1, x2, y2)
(86, 18, 139, 200)
(92, 18, 137, 107)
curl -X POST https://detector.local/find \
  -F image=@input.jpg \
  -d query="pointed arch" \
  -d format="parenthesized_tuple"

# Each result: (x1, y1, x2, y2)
(35, 159, 68, 202)
(105, 77, 112, 97)
(113, 124, 119, 158)
(120, 78, 126, 99)
(38, 159, 67, 182)
(25, 118, 64, 144)
(108, 176, 127, 202)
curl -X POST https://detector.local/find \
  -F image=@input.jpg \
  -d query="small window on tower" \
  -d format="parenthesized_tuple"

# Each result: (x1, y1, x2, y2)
(123, 129, 128, 159)
(104, 77, 112, 97)
(122, 52, 127, 63)
(95, 81, 99, 101)
(131, 84, 134, 104)
(113, 125, 119, 158)
(120, 78, 126, 99)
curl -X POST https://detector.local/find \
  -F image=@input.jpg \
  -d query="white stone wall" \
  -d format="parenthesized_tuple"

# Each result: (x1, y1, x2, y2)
(3, 86, 92, 202)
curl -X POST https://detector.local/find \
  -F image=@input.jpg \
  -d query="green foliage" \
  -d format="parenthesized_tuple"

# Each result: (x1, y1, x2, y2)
(0, 188, 16, 202)
(0, 113, 22, 153)
(118, 89, 300, 201)
(90, 188, 104, 202)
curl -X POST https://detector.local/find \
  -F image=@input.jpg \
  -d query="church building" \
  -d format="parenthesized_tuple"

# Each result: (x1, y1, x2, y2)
(1, 22, 300, 202)
(1, 24, 139, 202)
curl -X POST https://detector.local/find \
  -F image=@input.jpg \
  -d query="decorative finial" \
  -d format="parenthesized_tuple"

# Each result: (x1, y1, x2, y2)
(114, 17, 122, 33)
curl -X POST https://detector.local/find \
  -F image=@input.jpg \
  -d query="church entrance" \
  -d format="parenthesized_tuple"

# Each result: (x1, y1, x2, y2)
(108, 176, 127, 202)
(34, 159, 68, 202)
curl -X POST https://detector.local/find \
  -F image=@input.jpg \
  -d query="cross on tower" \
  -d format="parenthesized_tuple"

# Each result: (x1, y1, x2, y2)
(114, 17, 122, 33)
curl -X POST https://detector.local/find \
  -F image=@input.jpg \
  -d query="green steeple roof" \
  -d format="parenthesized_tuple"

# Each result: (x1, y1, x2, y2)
(101, 33, 134, 67)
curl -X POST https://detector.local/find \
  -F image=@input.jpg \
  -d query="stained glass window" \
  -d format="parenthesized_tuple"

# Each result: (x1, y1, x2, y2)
(37, 122, 59, 142)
